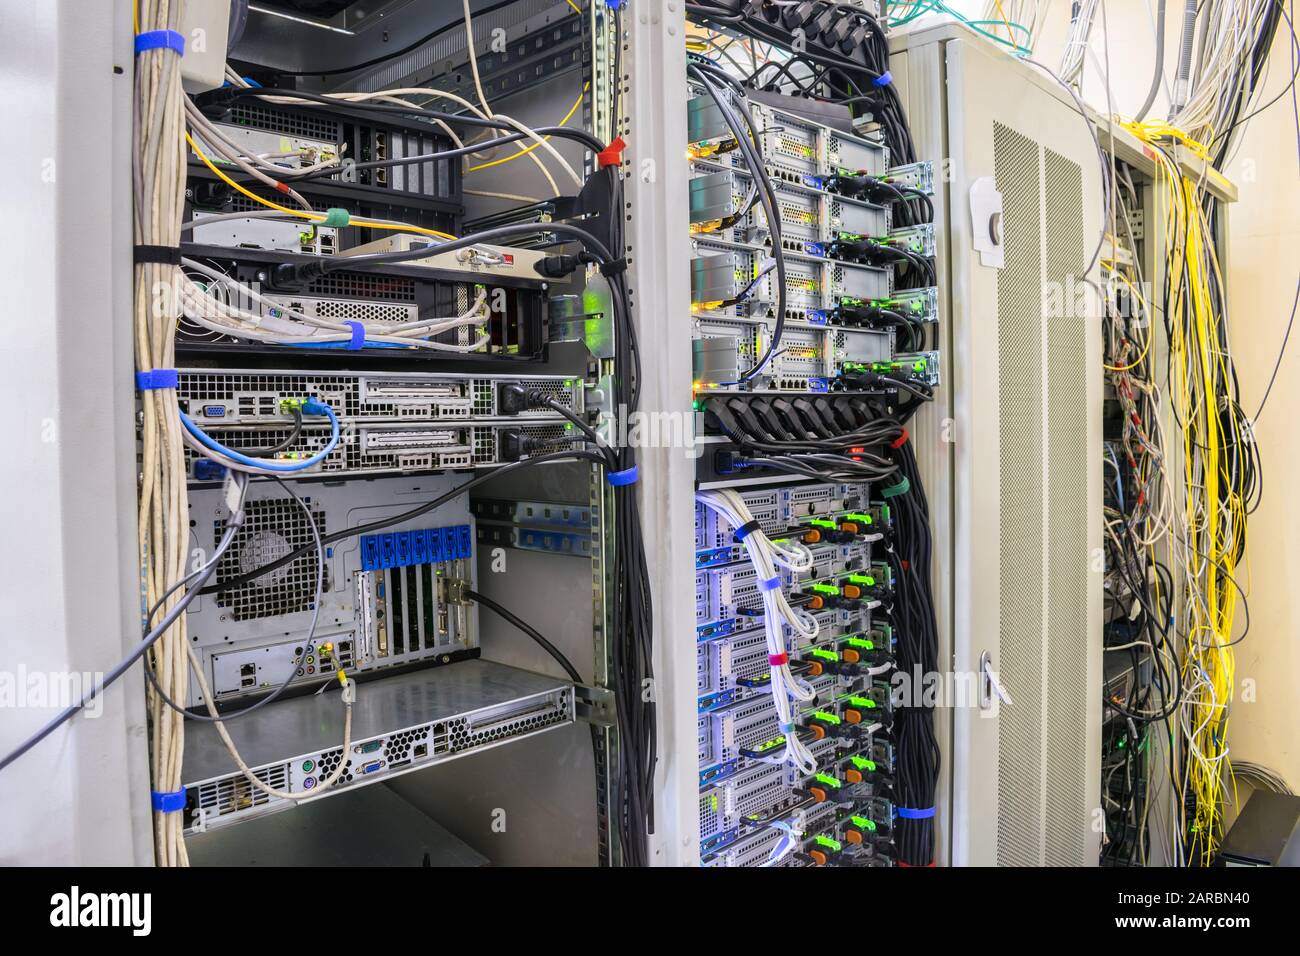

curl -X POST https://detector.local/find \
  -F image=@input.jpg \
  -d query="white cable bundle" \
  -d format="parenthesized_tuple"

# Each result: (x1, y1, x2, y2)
(178, 259, 491, 350)
(134, 0, 191, 867)
(1058, 0, 1101, 85)
(697, 489, 821, 775)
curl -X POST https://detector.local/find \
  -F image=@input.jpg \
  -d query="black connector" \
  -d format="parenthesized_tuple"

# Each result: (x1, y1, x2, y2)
(498, 383, 531, 416)
(534, 254, 583, 279)
(499, 429, 547, 462)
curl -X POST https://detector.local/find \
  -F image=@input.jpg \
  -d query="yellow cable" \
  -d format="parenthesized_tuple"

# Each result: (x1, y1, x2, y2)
(467, 85, 588, 173)
(185, 132, 458, 241)
(991, 0, 1017, 45)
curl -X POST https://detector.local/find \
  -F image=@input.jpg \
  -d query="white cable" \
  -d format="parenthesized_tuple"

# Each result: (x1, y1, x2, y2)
(698, 489, 819, 775)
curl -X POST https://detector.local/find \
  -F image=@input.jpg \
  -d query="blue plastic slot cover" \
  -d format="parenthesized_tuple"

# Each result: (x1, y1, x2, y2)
(358, 524, 473, 572)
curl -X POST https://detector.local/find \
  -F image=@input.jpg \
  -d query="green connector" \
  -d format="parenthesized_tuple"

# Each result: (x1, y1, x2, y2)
(845, 637, 876, 650)
(850, 815, 878, 832)
(279, 397, 307, 413)
(848, 696, 877, 709)
(813, 834, 843, 851)
(811, 583, 840, 596)
(809, 518, 837, 529)
(810, 710, 842, 725)
(842, 512, 874, 524)
(848, 574, 876, 587)
(810, 648, 839, 662)
(814, 773, 842, 789)
(849, 755, 877, 772)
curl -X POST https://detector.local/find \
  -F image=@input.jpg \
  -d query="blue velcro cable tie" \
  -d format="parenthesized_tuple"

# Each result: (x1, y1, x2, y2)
(873, 71, 892, 87)
(345, 320, 365, 350)
(135, 30, 186, 56)
(759, 575, 782, 592)
(151, 787, 186, 813)
(136, 368, 179, 391)
(607, 465, 639, 487)
(897, 806, 935, 819)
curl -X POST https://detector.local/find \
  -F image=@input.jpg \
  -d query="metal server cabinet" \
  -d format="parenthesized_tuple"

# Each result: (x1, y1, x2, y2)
(889, 23, 1105, 866)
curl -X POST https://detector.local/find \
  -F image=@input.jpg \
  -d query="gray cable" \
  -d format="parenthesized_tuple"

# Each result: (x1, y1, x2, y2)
(1136, 0, 1169, 120)
(1172, 0, 1200, 110)
(0, 473, 249, 773)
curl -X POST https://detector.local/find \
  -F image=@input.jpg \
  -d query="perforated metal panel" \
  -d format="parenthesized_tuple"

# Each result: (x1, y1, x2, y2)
(215, 499, 329, 621)
(930, 30, 1104, 868)
(993, 122, 1046, 866)
(1043, 149, 1091, 865)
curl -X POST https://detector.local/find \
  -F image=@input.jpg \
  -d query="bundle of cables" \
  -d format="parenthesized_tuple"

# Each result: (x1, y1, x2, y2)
(881, 436, 940, 865)
(1098, 167, 1181, 867)
(701, 392, 914, 483)
(697, 489, 822, 774)
(1117, 121, 1259, 866)
(686, 2, 923, 215)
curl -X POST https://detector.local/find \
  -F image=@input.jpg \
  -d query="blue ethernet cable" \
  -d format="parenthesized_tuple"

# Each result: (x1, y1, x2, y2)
(180, 398, 340, 473)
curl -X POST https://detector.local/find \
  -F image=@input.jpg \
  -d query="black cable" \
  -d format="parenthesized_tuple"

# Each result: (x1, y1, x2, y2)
(143, 477, 325, 723)
(244, 406, 303, 457)
(462, 588, 583, 683)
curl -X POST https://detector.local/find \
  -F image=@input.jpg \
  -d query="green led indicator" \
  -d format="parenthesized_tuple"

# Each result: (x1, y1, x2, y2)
(710, 794, 719, 811)
(850, 816, 878, 832)
(755, 736, 786, 752)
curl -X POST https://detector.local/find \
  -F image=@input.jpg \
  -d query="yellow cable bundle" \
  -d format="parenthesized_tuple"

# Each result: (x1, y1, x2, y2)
(1129, 120, 1246, 865)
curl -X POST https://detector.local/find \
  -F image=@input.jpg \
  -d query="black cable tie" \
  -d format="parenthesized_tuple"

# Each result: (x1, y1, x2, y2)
(133, 244, 182, 266)
(733, 519, 763, 543)
(599, 257, 628, 277)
